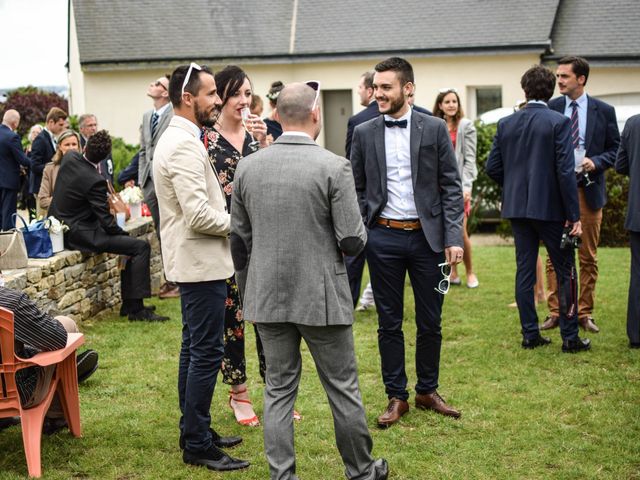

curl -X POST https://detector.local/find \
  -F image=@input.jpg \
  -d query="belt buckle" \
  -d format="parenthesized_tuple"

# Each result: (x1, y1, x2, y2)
(403, 223, 414, 231)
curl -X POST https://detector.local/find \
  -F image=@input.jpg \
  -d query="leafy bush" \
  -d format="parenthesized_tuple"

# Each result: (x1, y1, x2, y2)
(601, 170, 629, 247)
(0, 86, 68, 137)
(111, 136, 138, 189)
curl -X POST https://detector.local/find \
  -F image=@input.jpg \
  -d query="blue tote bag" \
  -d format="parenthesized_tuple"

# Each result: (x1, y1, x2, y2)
(13, 214, 53, 259)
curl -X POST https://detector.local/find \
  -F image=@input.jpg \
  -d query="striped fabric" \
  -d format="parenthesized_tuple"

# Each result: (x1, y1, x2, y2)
(570, 101, 580, 148)
(0, 287, 68, 404)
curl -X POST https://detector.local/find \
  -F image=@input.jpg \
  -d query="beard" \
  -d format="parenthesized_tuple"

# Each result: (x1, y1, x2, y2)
(379, 94, 406, 116)
(194, 101, 219, 128)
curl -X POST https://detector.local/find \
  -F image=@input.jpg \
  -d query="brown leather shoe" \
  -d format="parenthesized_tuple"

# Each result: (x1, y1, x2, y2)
(579, 316, 600, 333)
(158, 282, 180, 299)
(377, 398, 409, 428)
(415, 391, 461, 418)
(540, 315, 559, 330)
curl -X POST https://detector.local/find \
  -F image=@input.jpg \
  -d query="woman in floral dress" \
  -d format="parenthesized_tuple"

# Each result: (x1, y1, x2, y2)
(202, 65, 268, 426)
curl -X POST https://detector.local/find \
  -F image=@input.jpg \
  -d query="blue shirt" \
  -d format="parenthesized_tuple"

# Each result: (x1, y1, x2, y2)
(563, 93, 587, 148)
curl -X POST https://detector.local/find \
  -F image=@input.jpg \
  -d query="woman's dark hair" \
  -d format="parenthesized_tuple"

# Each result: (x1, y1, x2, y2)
(520, 65, 556, 102)
(85, 130, 111, 164)
(214, 65, 251, 107)
(432, 89, 463, 125)
(266, 81, 284, 106)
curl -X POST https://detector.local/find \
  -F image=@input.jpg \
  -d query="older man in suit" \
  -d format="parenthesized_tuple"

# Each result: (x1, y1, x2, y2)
(153, 64, 248, 472)
(139, 74, 178, 299)
(616, 113, 640, 348)
(543, 56, 620, 334)
(0, 110, 31, 230)
(231, 82, 388, 480)
(351, 57, 463, 428)
(78, 114, 114, 183)
(487, 64, 589, 353)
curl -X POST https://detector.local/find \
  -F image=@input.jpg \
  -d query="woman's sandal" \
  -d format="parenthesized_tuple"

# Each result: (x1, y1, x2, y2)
(229, 388, 260, 427)
(293, 410, 302, 421)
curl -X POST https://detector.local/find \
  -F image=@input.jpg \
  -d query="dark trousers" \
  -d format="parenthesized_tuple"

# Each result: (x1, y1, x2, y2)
(345, 250, 366, 307)
(366, 225, 444, 400)
(511, 219, 579, 341)
(0, 188, 18, 231)
(177, 280, 226, 452)
(628, 231, 640, 345)
(92, 232, 151, 300)
(142, 178, 160, 242)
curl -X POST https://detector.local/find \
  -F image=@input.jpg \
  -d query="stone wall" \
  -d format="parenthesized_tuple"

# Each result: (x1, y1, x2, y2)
(2, 217, 163, 322)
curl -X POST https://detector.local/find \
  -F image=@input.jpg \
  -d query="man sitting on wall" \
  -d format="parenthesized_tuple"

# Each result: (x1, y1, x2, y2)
(48, 131, 168, 322)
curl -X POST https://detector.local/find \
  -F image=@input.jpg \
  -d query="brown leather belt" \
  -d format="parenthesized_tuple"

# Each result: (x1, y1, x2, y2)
(376, 217, 422, 231)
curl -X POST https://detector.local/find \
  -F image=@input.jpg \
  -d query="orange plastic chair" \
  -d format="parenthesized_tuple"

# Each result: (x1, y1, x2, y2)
(0, 306, 84, 478)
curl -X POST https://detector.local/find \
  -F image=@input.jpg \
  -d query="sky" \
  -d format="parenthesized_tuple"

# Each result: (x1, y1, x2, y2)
(0, 0, 68, 89)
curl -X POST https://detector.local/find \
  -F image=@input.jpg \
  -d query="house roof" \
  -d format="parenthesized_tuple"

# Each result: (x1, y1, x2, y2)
(72, 0, 561, 66)
(544, 0, 640, 65)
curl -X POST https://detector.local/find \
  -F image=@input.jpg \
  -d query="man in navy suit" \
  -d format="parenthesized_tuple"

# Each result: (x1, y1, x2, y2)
(0, 110, 32, 230)
(344, 71, 379, 307)
(29, 107, 67, 202)
(487, 64, 590, 353)
(615, 114, 640, 348)
(542, 57, 620, 334)
(351, 57, 464, 427)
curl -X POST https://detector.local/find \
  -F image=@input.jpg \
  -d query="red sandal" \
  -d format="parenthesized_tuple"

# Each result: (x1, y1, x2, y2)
(229, 388, 260, 427)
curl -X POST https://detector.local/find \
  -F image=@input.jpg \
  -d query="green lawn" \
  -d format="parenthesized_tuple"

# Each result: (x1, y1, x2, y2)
(1, 246, 638, 479)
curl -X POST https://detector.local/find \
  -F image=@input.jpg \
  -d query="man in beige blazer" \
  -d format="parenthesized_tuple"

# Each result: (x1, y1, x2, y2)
(153, 63, 249, 472)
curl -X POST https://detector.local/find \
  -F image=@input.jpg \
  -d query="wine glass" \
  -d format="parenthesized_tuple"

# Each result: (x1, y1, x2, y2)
(241, 108, 260, 150)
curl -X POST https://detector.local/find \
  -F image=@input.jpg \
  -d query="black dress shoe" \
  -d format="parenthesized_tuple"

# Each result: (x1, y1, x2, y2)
(183, 445, 249, 471)
(129, 309, 169, 322)
(0, 416, 20, 431)
(120, 304, 157, 317)
(179, 428, 242, 450)
(562, 337, 591, 353)
(629, 342, 640, 349)
(369, 458, 389, 480)
(521, 335, 551, 349)
(77, 349, 99, 383)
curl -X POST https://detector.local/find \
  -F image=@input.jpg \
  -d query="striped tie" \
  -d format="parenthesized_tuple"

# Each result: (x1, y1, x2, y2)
(570, 101, 580, 148)
(151, 112, 159, 138)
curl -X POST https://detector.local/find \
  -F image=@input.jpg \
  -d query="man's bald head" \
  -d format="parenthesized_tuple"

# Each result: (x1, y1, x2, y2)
(2, 109, 20, 130)
(276, 83, 317, 126)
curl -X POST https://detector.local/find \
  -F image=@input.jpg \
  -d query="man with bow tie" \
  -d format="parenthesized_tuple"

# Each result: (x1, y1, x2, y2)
(350, 57, 464, 428)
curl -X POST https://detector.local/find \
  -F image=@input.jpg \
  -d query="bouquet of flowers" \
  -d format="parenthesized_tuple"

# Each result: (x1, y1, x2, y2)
(119, 185, 144, 204)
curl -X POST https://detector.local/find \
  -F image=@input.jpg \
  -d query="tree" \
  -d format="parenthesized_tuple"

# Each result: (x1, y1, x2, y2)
(0, 86, 68, 137)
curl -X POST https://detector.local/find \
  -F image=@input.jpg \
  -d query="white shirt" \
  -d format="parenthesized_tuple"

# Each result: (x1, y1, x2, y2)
(380, 109, 417, 220)
(155, 102, 171, 118)
(44, 127, 56, 149)
(281, 130, 314, 141)
(563, 93, 588, 148)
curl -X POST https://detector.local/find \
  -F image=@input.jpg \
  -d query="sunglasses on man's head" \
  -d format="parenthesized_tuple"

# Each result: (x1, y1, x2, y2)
(155, 81, 167, 91)
(182, 62, 203, 97)
(305, 80, 321, 109)
(438, 87, 458, 94)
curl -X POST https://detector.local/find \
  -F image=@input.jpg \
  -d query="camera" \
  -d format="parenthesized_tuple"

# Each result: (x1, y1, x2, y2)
(560, 227, 581, 249)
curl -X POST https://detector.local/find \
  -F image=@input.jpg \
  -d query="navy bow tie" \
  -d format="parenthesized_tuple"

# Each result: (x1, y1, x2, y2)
(384, 119, 407, 128)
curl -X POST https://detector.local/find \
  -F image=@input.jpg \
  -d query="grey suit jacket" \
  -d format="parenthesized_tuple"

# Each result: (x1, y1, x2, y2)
(616, 113, 640, 232)
(350, 111, 464, 252)
(230, 134, 366, 326)
(138, 105, 174, 189)
(454, 118, 478, 194)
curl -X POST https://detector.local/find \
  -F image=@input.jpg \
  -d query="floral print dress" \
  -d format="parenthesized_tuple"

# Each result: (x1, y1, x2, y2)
(203, 127, 266, 385)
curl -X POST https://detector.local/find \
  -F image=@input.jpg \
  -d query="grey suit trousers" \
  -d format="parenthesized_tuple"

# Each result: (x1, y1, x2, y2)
(257, 323, 375, 480)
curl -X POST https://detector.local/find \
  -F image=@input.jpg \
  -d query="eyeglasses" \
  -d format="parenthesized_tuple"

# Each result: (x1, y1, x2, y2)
(181, 62, 202, 97)
(438, 87, 458, 94)
(155, 81, 167, 91)
(305, 80, 321, 109)
(434, 262, 452, 295)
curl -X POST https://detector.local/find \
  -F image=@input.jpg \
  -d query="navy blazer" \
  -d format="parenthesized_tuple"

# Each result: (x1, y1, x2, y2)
(0, 124, 31, 190)
(486, 103, 579, 223)
(548, 95, 620, 210)
(28, 129, 55, 194)
(351, 110, 463, 252)
(345, 101, 380, 159)
(615, 114, 640, 232)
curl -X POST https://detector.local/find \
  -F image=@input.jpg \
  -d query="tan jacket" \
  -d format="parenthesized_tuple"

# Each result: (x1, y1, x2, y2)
(37, 162, 60, 216)
(152, 116, 232, 282)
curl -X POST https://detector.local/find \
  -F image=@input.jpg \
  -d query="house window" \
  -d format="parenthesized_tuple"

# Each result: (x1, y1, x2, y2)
(473, 86, 502, 117)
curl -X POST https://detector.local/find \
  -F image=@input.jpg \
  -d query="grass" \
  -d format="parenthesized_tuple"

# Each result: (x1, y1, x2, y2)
(1, 246, 639, 479)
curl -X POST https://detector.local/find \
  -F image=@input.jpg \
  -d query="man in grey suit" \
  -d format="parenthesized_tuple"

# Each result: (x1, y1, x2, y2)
(351, 57, 464, 428)
(231, 82, 388, 480)
(615, 113, 640, 348)
(138, 74, 179, 298)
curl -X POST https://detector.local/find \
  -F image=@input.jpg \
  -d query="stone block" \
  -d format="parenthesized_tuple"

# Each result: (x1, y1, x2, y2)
(37, 276, 54, 291)
(47, 284, 66, 300)
(65, 251, 83, 266)
(58, 289, 86, 310)
(54, 271, 65, 286)
(23, 286, 37, 298)
(26, 268, 43, 284)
